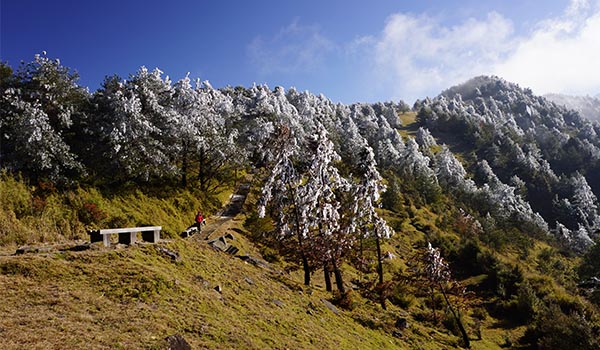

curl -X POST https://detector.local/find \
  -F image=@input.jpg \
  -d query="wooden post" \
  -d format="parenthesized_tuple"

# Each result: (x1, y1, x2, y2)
(103, 234, 111, 247)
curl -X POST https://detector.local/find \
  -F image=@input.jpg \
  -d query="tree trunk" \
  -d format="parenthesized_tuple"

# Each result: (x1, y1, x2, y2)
(302, 253, 310, 286)
(375, 235, 384, 285)
(181, 144, 188, 187)
(288, 183, 310, 286)
(439, 284, 470, 348)
(198, 147, 207, 191)
(430, 286, 437, 323)
(324, 261, 332, 292)
(331, 257, 346, 294)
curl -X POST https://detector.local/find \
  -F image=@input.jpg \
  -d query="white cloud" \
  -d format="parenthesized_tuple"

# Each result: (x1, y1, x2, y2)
(495, 0, 600, 96)
(248, 19, 335, 75)
(367, 12, 514, 102)
(368, 0, 600, 102)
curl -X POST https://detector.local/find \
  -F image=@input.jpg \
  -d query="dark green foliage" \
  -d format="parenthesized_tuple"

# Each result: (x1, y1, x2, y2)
(523, 303, 600, 350)
(387, 280, 416, 309)
(380, 176, 404, 213)
(243, 212, 275, 240)
(579, 237, 600, 279)
(451, 239, 486, 278)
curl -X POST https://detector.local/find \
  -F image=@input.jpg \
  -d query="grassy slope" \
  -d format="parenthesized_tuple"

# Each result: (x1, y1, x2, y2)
(1, 200, 547, 350)
(0, 213, 455, 350)
(398, 112, 419, 139)
(0, 116, 585, 349)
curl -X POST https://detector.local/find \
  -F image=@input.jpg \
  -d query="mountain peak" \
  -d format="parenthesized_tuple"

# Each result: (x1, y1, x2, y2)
(440, 75, 536, 102)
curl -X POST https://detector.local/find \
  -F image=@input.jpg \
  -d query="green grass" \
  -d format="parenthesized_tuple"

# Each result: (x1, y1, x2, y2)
(0, 173, 230, 248)
(398, 112, 419, 139)
(0, 206, 527, 350)
(0, 220, 422, 349)
(0, 172, 593, 349)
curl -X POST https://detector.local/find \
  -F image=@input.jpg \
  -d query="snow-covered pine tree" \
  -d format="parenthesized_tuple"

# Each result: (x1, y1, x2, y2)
(257, 125, 313, 286)
(299, 126, 352, 293)
(351, 145, 393, 286)
(0, 54, 86, 182)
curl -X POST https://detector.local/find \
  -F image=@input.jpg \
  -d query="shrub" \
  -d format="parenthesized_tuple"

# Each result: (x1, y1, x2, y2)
(0, 172, 32, 218)
(243, 212, 275, 239)
(523, 303, 600, 350)
(333, 290, 356, 310)
(388, 281, 416, 309)
(515, 280, 541, 323)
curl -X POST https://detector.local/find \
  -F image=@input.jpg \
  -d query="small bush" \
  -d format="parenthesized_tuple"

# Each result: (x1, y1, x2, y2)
(333, 290, 356, 310)
(0, 172, 32, 218)
(78, 202, 108, 225)
(243, 212, 275, 238)
(388, 281, 416, 309)
(522, 303, 600, 350)
(260, 246, 280, 263)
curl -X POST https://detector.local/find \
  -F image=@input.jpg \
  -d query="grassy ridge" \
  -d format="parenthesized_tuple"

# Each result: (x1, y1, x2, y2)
(0, 218, 457, 350)
(1, 169, 596, 349)
(0, 172, 224, 247)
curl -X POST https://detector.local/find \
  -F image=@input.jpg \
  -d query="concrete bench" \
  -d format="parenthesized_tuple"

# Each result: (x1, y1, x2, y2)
(89, 226, 162, 247)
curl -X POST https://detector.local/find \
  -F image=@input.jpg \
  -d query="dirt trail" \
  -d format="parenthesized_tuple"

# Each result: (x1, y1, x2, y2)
(198, 183, 250, 240)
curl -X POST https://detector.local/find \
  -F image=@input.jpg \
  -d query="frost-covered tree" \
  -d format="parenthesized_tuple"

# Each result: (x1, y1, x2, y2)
(415, 127, 437, 157)
(569, 173, 600, 230)
(434, 146, 474, 193)
(88, 70, 176, 182)
(299, 126, 352, 293)
(554, 173, 600, 236)
(351, 146, 393, 287)
(401, 138, 435, 179)
(174, 75, 243, 189)
(14, 53, 89, 133)
(0, 54, 86, 182)
(257, 126, 314, 285)
(1, 88, 84, 182)
(422, 243, 470, 348)
(334, 111, 369, 166)
(474, 160, 548, 232)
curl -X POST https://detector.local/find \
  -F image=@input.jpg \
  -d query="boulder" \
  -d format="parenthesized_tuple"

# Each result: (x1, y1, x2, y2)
(157, 247, 180, 261)
(238, 255, 273, 270)
(15, 245, 55, 255)
(164, 334, 191, 350)
(321, 299, 340, 315)
(208, 236, 228, 251)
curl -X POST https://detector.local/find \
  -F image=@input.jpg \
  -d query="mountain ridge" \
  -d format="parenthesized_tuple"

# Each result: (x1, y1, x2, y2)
(544, 92, 600, 122)
(2, 55, 600, 349)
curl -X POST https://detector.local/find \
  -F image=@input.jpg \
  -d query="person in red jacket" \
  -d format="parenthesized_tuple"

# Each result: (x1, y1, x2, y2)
(195, 211, 205, 230)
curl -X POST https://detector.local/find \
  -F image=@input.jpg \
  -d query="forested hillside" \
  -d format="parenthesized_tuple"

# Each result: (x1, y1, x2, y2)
(417, 76, 600, 251)
(545, 93, 600, 123)
(2, 55, 600, 349)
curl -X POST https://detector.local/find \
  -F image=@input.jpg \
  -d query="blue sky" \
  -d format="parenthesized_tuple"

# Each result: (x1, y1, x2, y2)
(2, 0, 598, 103)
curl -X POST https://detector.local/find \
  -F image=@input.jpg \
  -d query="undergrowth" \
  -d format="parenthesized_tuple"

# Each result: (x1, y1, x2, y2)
(0, 171, 226, 246)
